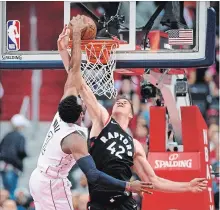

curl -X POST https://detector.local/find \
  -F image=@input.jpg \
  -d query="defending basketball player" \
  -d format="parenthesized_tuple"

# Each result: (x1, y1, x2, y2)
(65, 16, 208, 210)
(29, 24, 153, 210)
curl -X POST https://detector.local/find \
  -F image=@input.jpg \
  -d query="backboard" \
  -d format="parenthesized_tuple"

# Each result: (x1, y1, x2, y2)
(0, 1, 216, 70)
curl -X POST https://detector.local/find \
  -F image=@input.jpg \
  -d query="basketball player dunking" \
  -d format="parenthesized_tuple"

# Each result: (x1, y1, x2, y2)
(64, 16, 208, 210)
(28, 25, 153, 210)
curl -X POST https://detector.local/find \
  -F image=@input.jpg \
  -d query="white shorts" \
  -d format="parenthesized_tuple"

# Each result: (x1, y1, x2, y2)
(29, 168, 73, 210)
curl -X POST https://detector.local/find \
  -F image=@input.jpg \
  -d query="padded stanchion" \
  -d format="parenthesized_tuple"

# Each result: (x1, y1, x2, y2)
(142, 106, 214, 210)
(149, 106, 166, 152)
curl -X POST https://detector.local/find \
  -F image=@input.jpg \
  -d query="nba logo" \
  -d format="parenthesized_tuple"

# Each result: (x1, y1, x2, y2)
(7, 20, 20, 51)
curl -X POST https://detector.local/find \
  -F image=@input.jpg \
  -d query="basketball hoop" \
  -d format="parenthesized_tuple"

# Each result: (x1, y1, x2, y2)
(68, 38, 119, 99)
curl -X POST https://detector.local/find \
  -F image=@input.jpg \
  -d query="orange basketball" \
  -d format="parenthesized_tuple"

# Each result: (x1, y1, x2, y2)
(68, 15, 97, 40)
(81, 16, 97, 40)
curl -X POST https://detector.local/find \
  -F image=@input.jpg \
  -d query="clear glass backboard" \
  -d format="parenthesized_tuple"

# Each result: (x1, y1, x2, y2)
(0, 1, 216, 69)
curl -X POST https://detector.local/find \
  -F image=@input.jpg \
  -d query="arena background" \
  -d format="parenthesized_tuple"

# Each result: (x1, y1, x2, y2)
(0, 1, 219, 210)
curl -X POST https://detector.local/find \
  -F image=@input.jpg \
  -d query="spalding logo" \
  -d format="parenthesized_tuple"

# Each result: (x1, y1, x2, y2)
(155, 153, 192, 169)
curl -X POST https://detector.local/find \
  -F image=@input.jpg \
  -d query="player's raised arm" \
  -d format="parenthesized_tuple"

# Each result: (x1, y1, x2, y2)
(62, 131, 153, 194)
(57, 25, 71, 72)
(132, 139, 208, 193)
(57, 26, 79, 103)
(67, 16, 109, 124)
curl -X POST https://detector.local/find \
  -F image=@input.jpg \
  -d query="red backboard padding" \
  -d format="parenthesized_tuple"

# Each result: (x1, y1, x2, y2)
(142, 106, 214, 210)
(149, 107, 166, 152)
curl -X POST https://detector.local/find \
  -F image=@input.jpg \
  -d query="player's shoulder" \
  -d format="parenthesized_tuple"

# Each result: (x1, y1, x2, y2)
(73, 125, 88, 139)
(63, 126, 87, 144)
(133, 138, 140, 147)
(62, 130, 86, 153)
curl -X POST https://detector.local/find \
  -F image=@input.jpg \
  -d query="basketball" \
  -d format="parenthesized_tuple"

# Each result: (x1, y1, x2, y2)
(81, 16, 97, 40)
(68, 15, 97, 40)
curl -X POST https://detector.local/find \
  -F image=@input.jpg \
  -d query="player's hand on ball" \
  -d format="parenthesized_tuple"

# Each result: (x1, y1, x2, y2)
(128, 180, 153, 194)
(57, 25, 70, 51)
(188, 178, 208, 193)
(69, 15, 89, 33)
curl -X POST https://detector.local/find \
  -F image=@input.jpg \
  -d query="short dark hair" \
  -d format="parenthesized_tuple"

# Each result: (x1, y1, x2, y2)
(115, 95, 134, 116)
(58, 95, 82, 123)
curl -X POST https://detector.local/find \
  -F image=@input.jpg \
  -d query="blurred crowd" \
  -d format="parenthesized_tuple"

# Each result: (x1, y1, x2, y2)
(0, 114, 34, 210)
(0, 1, 219, 210)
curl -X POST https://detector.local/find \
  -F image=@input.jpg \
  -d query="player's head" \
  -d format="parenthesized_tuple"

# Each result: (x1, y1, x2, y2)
(58, 95, 83, 124)
(112, 95, 134, 120)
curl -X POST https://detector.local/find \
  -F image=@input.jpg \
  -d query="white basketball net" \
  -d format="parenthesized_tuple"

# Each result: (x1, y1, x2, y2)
(80, 42, 118, 99)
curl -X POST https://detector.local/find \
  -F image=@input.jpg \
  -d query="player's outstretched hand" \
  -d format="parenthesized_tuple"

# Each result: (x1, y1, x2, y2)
(57, 25, 70, 51)
(69, 15, 89, 33)
(189, 178, 208, 193)
(128, 180, 153, 194)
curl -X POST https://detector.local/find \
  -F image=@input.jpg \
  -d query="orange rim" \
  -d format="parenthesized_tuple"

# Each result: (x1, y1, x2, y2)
(68, 39, 119, 51)
(68, 39, 119, 64)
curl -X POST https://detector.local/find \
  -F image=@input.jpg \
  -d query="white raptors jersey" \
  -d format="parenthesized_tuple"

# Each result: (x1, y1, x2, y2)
(37, 112, 88, 178)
